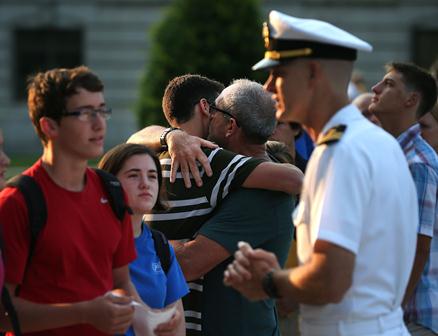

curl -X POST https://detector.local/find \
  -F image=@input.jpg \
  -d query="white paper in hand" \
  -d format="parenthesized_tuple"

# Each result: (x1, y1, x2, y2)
(132, 302, 176, 336)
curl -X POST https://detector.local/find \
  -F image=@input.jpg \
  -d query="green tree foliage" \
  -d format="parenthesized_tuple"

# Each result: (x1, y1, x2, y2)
(136, 0, 265, 127)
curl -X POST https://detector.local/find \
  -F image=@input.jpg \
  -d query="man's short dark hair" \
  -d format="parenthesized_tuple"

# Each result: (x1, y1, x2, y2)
(27, 66, 103, 144)
(162, 74, 224, 124)
(385, 62, 437, 118)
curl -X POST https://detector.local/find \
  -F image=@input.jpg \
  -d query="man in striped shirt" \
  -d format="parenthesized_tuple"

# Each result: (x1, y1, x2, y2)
(128, 74, 303, 334)
(370, 62, 438, 335)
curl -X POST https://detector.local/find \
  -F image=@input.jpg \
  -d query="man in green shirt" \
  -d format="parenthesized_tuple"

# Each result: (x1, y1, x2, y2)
(174, 79, 294, 335)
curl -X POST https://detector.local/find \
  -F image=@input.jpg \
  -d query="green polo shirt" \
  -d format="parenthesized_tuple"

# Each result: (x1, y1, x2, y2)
(199, 188, 294, 336)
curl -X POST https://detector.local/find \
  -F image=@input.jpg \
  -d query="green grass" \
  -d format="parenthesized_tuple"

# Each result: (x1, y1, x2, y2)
(7, 166, 26, 179)
(6, 154, 40, 179)
(9, 154, 40, 167)
(6, 154, 100, 179)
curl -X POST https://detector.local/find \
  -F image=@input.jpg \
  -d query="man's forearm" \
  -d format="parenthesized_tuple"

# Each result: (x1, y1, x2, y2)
(172, 236, 229, 281)
(274, 241, 354, 305)
(127, 125, 166, 151)
(112, 265, 142, 302)
(275, 264, 339, 305)
(172, 240, 201, 281)
(119, 280, 142, 303)
(0, 297, 85, 332)
(2, 287, 135, 334)
(243, 162, 303, 195)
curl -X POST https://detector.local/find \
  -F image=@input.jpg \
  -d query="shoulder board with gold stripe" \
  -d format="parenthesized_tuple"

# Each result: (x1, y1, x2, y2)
(317, 124, 347, 146)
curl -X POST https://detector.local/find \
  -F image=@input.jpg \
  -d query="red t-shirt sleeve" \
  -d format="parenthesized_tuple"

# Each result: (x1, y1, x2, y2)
(0, 188, 30, 284)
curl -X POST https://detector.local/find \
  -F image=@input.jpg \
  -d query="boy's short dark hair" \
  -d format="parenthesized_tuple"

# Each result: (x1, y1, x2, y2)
(385, 62, 437, 118)
(162, 74, 224, 124)
(27, 66, 104, 144)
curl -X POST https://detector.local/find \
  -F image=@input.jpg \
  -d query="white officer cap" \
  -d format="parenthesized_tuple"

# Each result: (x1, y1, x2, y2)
(253, 10, 373, 71)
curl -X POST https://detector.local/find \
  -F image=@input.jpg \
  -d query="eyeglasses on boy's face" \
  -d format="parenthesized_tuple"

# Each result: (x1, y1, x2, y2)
(62, 107, 112, 122)
(207, 101, 240, 127)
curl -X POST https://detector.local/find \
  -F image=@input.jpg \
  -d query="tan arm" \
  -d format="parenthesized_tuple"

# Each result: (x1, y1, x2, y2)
(0, 283, 134, 334)
(112, 265, 142, 303)
(224, 240, 355, 305)
(128, 125, 217, 188)
(127, 125, 166, 151)
(172, 235, 230, 281)
(243, 162, 303, 195)
(277, 240, 355, 304)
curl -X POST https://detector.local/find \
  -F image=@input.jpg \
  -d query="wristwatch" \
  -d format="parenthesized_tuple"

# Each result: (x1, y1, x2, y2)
(262, 270, 281, 298)
(160, 127, 181, 151)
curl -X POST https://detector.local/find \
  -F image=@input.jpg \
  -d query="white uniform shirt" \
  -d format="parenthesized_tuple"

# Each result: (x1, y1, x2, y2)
(294, 104, 418, 324)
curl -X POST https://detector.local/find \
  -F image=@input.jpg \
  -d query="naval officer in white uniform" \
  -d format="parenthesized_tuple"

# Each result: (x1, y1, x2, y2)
(224, 10, 418, 336)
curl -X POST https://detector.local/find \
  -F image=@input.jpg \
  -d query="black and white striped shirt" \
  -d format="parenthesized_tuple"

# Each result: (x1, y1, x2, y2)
(147, 147, 263, 335)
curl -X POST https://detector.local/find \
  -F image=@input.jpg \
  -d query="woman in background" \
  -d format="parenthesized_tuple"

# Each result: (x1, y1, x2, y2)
(98, 143, 188, 336)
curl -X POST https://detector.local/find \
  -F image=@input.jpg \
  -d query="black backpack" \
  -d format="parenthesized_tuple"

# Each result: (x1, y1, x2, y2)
(1, 168, 171, 335)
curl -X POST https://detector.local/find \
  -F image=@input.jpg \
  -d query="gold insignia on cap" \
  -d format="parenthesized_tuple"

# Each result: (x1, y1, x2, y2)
(317, 124, 347, 146)
(265, 48, 313, 60)
(263, 22, 271, 49)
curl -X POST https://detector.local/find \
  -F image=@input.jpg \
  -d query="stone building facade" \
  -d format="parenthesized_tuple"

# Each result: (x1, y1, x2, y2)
(0, 0, 437, 154)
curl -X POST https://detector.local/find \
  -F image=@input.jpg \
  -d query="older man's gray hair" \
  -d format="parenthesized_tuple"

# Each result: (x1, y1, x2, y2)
(216, 79, 276, 144)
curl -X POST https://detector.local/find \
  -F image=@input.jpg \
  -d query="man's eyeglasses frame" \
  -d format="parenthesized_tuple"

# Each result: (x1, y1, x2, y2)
(62, 107, 112, 122)
(207, 101, 240, 127)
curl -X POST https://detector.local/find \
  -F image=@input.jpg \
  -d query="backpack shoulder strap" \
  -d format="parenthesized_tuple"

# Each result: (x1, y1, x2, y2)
(151, 229, 171, 275)
(1, 287, 22, 336)
(2, 174, 44, 336)
(93, 168, 132, 221)
(6, 175, 47, 274)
